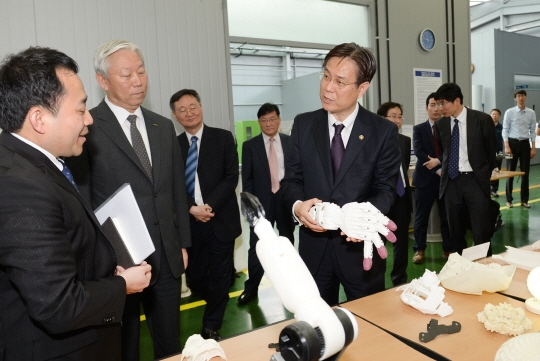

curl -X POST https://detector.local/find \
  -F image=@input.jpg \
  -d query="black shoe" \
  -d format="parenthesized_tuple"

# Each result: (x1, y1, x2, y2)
(201, 327, 222, 341)
(237, 291, 258, 305)
(491, 191, 499, 198)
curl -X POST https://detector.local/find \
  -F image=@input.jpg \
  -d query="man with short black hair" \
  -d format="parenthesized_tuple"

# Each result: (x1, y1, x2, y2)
(490, 108, 504, 197)
(237, 103, 295, 305)
(0, 46, 151, 361)
(282, 43, 400, 305)
(434, 83, 496, 255)
(502, 90, 536, 208)
(171, 89, 241, 341)
(411, 93, 453, 264)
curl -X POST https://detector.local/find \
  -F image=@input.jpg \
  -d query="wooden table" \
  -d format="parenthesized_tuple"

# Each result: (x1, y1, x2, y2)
(164, 315, 432, 360)
(342, 289, 540, 361)
(490, 170, 525, 181)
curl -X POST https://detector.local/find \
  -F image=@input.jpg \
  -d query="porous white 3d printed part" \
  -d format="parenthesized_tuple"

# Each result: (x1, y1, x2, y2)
(397, 269, 453, 317)
(181, 334, 227, 361)
(438, 253, 516, 295)
(495, 333, 540, 361)
(477, 303, 533, 336)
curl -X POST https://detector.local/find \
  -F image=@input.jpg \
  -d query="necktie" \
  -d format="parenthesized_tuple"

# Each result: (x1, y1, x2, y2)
(448, 119, 460, 179)
(185, 136, 198, 199)
(127, 115, 153, 183)
(60, 160, 78, 191)
(396, 169, 405, 197)
(268, 137, 279, 193)
(331, 123, 345, 179)
(432, 124, 440, 157)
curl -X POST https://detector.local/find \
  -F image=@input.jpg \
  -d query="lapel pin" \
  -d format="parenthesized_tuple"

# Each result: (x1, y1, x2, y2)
(153, 124, 158, 126)
(359, 135, 364, 140)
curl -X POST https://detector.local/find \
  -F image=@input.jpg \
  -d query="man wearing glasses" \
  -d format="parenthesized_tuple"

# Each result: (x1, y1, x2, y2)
(376, 102, 412, 287)
(281, 43, 401, 305)
(171, 89, 241, 341)
(237, 103, 295, 306)
(433, 83, 496, 255)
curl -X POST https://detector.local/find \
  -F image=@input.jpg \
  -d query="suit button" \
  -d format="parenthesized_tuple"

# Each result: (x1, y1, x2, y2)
(154, 221, 159, 226)
(154, 193, 158, 198)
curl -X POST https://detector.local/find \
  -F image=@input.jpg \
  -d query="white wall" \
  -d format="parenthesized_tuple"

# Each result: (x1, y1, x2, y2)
(0, 0, 233, 134)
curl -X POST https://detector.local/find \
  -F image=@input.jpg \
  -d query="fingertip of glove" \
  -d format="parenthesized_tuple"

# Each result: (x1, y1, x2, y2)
(386, 232, 397, 243)
(363, 258, 373, 271)
(377, 246, 388, 259)
(386, 220, 397, 231)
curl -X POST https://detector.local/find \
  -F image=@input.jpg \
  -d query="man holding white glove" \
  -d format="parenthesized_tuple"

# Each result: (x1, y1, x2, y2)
(281, 43, 401, 305)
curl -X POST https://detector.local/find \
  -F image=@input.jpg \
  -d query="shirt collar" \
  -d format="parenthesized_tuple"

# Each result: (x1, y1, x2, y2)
(105, 96, 144, 122)
(11, 133, 63, 171)
(328, 102, 359, 130)
(451, 106, 467, 123)
(514, 105, 527, 113)
(185, 124, 204, 144)
(261, 132, 280, 144)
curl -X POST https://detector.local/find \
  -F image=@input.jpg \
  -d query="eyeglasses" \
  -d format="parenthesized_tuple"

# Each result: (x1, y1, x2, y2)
(319, 71, 356, 89)
(436, 101, 450, 108)
(259, 118, 278, 124)
(386, 115, 404, 121)
(177, 105, 200, 116)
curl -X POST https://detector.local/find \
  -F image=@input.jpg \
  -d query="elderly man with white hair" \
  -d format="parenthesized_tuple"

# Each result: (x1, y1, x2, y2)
(66, 40, 191, 361)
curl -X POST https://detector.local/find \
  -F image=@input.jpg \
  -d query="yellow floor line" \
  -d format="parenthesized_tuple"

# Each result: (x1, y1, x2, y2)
(496, 183, 540, 196)
(500, 197, 540, 210)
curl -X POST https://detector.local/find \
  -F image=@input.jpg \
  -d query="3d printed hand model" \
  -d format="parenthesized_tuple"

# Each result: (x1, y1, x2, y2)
(308, 202, 397, 271)
(241, 193, 358, 361)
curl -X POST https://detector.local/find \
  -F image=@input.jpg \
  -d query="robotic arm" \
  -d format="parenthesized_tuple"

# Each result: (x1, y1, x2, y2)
(308, 202, 397, 271)
(241, 193, 358, 361)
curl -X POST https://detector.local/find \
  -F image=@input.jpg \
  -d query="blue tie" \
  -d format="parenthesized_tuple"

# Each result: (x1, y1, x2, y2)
(185, 136, 198, 199)
(448, 119, 460, 180)
(60, 160, 78, 191)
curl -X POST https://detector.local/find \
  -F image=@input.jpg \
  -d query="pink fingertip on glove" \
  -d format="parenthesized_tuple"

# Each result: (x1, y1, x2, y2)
(386, 220, 397, 231)
(363, 257, 373, 271)
(385, 231, 397, 243)
(377, 245, 388, 259)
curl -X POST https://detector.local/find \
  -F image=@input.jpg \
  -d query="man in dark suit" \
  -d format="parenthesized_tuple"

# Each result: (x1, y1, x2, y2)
(66, 40, 191, 361)
(0, 47, 151, 361)
(171, 89, 241, 341)
(376, 102, 412, 287)
(237, 103, 295, 305)
(411, 93, 453, 264)
(434, 83, 496, 255)
(281, 43, 400, 306)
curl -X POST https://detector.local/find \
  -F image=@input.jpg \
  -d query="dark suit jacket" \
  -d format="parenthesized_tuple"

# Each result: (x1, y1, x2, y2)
(397, 134, 413, 213)
(242, 133, 289, 214)
(412, 120, 443, 188)
(281, 106, 401, 282)
(66, 100, 191, 284)
(178, 125, 242, 242)
(0, 133, 126, 361)
(435, 107, 496, 198)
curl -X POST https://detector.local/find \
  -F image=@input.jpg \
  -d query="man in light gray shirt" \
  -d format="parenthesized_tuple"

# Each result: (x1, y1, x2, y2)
(502, 89, 536, 208)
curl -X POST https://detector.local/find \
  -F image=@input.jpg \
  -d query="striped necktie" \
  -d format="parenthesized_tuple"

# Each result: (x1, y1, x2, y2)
(185, 136, 198, 199)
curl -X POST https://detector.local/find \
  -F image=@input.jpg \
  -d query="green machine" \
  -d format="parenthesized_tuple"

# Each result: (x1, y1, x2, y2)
(235, 120, 261, 164)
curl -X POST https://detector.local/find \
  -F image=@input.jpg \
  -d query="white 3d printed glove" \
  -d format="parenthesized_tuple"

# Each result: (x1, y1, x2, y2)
(309, 202, 397, 271)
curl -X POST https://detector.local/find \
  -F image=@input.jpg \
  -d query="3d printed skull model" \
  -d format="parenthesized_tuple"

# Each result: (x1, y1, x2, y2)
(396, 269, 453, 317)
(308, 202, 397, 271)
(477, 303, 533, 337)
(181, 334, 227, 361)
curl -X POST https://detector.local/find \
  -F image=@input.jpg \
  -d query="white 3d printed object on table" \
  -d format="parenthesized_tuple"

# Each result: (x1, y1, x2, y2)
(181, 334, 227, 361)
(396, 269, 453, 317)
(477, 303, 533, 337)
(495, 333, 540, 361)
(438, 253, 516, 295)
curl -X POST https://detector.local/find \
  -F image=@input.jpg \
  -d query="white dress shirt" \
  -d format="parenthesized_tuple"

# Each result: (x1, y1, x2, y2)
(261, 132, 285, 181)
(450, 107, 473, 172)
(105, 96, 152, 165)
(12, 133, 63, 171)
(185, 125, 205, 206)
